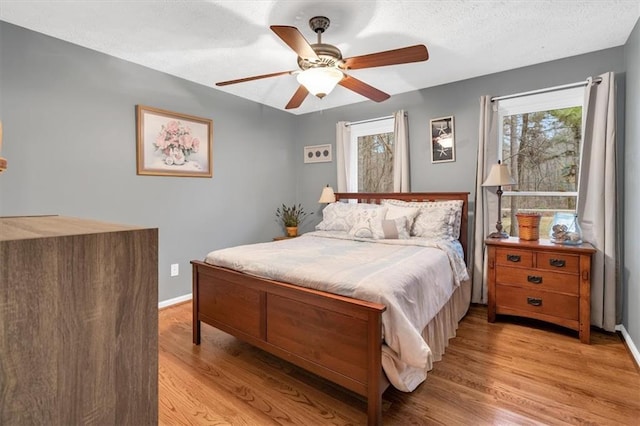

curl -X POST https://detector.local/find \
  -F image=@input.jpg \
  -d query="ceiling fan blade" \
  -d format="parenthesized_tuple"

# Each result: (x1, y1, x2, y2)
(342, 44, 429, 70)
(216, 70, 294, 86)
(285, 85, 309, 109)
(270, 26, 319, 60)
(339, 75, 390, 103)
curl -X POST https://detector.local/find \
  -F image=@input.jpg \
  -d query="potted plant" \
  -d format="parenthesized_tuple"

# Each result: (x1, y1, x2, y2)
(276, 203, 310, 237)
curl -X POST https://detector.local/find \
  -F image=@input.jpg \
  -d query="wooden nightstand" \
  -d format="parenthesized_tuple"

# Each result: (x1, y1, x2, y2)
(486, 237, 596, 343)
(273, 235, 298, 241)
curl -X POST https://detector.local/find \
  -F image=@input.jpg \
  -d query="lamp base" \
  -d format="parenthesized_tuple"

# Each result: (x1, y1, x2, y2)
(487, 231, 510, 239)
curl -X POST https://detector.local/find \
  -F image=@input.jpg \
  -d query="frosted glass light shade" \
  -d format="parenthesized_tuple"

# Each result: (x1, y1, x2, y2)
(297, 68, 343, 99)
(318, 185, 336, 203)
(482, 163, 516, 187)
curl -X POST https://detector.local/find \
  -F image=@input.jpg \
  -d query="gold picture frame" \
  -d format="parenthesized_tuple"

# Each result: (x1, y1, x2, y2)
(136, 105, 213, 177)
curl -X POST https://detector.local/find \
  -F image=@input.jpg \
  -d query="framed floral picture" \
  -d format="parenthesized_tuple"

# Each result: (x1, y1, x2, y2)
(430, 115, 455, 163)
(136, 105, 213, 177)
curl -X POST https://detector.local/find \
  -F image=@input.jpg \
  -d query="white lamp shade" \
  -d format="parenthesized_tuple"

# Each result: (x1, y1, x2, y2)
(482, 163, 516, 187)
(297, 68, 343, 99)
(318, 186, 336, 203)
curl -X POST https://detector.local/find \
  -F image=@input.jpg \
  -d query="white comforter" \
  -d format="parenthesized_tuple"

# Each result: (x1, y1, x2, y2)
(204, 230, 469, 391)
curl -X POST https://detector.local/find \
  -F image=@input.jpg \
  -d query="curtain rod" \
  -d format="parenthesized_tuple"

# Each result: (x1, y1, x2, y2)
(491, 77, 602, 102)
(346, 113, 403, 127)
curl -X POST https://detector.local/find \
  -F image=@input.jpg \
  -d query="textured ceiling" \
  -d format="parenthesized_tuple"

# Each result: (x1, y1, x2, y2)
(1, 1, 639, 115)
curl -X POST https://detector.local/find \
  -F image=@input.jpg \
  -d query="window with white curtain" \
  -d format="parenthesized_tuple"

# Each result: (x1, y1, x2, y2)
(497, 87, 583, 237)
(348, 118, 395, 192)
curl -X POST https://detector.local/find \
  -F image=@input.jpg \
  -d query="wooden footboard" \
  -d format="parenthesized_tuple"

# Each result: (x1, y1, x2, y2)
(192, 192, 469, 424)
(192, 260, 389, 425)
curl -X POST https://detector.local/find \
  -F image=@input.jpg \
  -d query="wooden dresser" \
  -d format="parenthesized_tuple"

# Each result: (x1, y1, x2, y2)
(486, 237, 596, 343)
(0, 216, 158, 425)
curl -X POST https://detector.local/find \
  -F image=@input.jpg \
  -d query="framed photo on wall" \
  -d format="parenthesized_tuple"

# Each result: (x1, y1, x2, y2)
(304, 144, 332, 163)
(136, 105, 213, 177)
(430, 115, 455, 163)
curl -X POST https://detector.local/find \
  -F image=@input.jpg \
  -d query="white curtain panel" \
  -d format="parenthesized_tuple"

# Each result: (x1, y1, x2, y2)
(577, 72, 619, 331)
(393, 110, 410, 192)
(472, 96, 499, 303)
(335, 121, 351, 192)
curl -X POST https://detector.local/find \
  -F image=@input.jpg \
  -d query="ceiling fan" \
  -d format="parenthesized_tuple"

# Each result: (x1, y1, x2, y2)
(216, 16, 429, 110)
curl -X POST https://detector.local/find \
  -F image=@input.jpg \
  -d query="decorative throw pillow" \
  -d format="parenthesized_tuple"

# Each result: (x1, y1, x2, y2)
(349, 218, 375, 238)
(347, 208, 388, 238)
(411, 206, 456, 240)
(383, 199, 464, 239)
(382, 203, 420, 223)
(349, 215, 411, 240)
(370, 216, 411, 240)
(316, 203, 382, 232)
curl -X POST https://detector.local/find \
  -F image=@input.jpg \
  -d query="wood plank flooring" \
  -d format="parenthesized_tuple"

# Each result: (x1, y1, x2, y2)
(159, 302, 640, 425)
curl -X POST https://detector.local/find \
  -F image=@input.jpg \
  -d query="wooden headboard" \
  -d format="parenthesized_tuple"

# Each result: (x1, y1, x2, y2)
(334, 192, 470, 262)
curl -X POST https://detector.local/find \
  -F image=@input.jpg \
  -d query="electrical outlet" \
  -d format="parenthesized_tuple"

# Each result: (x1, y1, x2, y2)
(170, 263, 179, 277)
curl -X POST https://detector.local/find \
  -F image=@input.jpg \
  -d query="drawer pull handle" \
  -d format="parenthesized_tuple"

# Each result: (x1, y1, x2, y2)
(549, 258, 566, 267)
(527, 275, 543, 284)
(527, 297, 543, 307)
(506, 254, 521, 262)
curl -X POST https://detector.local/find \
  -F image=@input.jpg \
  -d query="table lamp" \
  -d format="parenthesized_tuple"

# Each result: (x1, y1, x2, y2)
(318, 185, 336, 203)
(482, 161, 515, 238)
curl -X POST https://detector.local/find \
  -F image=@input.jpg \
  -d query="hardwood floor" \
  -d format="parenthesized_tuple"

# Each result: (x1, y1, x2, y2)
(159, 302, 640, 425)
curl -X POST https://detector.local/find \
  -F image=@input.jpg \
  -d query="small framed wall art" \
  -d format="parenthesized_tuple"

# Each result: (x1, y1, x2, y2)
(136, 105, 213, 177)
(430, 115, 455, 163)
(304, 144, 332, 163)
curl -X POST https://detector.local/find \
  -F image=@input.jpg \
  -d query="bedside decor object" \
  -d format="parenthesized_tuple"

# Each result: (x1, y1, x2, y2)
(318, 185, 336, 203)
(304, 144, 332, 163)
(136, 105, 213, 178)
(276, 203, 311, 237)
(430, 115, 455, 163)
(482, 161, 516, 239)
(550, 212, 583, 245)
(516, 212, 542, 241)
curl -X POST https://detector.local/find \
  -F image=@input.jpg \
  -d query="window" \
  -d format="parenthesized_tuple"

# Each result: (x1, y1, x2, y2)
(497, 87, 583, 237)
(348, 118, 395, 192)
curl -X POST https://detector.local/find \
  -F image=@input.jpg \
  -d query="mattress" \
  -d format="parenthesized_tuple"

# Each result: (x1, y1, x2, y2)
(205, 230, 470, 391)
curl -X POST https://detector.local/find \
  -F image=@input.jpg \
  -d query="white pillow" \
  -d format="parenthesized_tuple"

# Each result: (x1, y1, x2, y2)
(382, 203, 420, 222)
(349, 215, 411, 240)
(383, 199, 464, 239)
(412, 206, 456, 240)
(316, 203, 382, 232)
(347, 208, 388, 238)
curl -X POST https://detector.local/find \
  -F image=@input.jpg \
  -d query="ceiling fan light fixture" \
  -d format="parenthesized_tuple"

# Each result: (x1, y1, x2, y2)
(296, 67, 343, 99)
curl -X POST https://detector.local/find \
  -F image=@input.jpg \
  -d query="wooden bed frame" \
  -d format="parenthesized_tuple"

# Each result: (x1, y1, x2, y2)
(191, 192, 469, 425)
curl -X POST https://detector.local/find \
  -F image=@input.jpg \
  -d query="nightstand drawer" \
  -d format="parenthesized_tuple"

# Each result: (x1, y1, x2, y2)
(495, 248, 533, 268)
(495, 285, 579, 321)
(536, 252, 580, 273)
(495, 267, 579, 295)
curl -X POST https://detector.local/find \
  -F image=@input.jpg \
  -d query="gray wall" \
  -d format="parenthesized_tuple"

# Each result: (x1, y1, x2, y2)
(294, 47, 626, 226)
(0, 22, 298, 302)
(624, 19, 640, 348)
(1, 18, 637, 345)
(293, 46, 631, 330)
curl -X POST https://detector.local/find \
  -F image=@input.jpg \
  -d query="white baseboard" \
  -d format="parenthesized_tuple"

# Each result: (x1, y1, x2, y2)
(159, 293, 192, 309)
(616, 324, 640, 368)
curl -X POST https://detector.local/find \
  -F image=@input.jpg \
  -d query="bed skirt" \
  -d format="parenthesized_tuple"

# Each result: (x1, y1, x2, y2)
(381, 277, 471, 391)
(423, 277, 471, 365)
